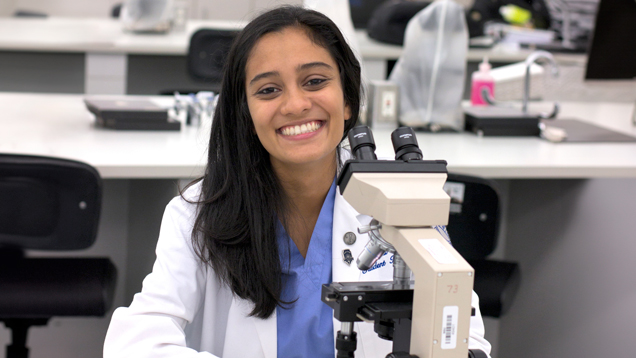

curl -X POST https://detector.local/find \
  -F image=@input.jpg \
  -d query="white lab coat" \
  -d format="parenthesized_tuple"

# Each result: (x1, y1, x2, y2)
(104, 180, 492, 358)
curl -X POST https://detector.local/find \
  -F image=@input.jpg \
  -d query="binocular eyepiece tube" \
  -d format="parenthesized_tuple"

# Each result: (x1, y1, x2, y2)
(349, 126, 423, 162)
(391, 127, 422, 161)
(348, 126, 378, 161)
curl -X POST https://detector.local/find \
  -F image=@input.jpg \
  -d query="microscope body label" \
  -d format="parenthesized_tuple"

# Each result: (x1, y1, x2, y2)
(419, 239, 458, 264)
(441, 305, 459, 349)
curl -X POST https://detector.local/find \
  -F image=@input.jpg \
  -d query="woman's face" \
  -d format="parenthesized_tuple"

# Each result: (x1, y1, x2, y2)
(245, 26, 351, 170)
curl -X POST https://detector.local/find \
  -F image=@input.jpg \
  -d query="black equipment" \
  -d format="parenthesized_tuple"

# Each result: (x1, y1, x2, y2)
(367, 0, 431, 45)
(584, 0, 636, 80)
(364, 0, 552, 46)
(350, 0, 389, 29)
(466, 0, 551, 38)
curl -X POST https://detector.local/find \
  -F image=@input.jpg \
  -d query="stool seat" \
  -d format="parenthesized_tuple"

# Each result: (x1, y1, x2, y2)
(0, 257, 116, 318)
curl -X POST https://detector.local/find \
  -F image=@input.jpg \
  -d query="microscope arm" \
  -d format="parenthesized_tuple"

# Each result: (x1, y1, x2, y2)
(379, 225, 474, 358)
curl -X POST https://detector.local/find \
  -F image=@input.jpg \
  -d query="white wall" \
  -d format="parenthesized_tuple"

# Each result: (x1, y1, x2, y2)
(500, 178, 636, 358)
(192, 0, 300, 21)
(0, 0, 18, 16)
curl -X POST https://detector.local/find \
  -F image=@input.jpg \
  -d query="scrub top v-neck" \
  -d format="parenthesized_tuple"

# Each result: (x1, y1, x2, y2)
(276, 177, 336, 358)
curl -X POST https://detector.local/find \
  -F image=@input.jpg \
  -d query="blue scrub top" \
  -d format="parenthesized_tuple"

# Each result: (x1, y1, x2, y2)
(276, 178, 336, 358)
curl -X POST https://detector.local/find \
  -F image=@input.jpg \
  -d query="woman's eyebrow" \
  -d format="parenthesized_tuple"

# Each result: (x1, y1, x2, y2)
(248, 62, 333, 85)
(249, 71, 279, 85)
(297, 62, 333, 72)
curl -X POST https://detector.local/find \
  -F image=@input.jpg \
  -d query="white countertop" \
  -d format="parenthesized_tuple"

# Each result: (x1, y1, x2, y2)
(0, 17, 586, 64)
(372, 100, 636, 178)
(1, 92, 635, 179)
(0, 92, 210, 178)
(0, 17, 245, 55)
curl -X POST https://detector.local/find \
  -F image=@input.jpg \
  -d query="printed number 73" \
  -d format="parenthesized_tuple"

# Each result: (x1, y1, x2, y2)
(447, 285, 458, 293)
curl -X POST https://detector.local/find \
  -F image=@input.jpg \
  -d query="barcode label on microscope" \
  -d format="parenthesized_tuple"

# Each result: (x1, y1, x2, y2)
(441, 306, 458, 349)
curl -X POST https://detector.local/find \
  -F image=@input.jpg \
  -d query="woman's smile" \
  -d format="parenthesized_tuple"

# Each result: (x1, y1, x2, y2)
(279, 120, 324, 137)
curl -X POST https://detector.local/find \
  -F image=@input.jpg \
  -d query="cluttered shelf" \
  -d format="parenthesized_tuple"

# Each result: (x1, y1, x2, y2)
(0, 16, 594, 95)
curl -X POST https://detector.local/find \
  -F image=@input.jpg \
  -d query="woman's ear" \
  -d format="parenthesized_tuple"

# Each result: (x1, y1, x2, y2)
(344, 103, 352, 121)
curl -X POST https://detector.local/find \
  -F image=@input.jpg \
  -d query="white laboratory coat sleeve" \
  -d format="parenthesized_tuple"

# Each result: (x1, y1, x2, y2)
(104, 185, 233, 358)
(468, 291, 492, 356)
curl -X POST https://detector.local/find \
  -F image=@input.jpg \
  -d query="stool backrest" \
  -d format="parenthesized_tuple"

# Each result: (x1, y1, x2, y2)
(445, 173, 500, 260)
(0, 154, 101, 251)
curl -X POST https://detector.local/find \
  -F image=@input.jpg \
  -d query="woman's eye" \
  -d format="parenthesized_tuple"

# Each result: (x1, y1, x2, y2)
(306, 78, 327, 87)
(256, 87, 279, 96)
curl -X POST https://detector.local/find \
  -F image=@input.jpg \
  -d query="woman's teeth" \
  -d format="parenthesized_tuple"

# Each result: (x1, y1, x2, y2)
(281, 121, 322, 136)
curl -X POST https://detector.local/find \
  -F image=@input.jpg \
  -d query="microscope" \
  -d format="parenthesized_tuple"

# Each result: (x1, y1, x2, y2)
(322, 126, 487, 358)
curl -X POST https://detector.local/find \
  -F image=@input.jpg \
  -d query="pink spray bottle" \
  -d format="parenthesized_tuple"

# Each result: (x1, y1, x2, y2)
(470, 57, 495, 106)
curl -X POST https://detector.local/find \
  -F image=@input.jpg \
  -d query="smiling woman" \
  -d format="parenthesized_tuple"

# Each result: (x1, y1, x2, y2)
(246, 27, 350, 171)
(103, 5, 491, 358)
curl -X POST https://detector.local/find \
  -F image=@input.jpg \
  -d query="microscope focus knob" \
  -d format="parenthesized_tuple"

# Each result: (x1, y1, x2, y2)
(358, 224, 382, 234)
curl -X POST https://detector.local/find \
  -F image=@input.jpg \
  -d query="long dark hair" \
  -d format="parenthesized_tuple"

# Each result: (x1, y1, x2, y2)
(186, 6, 361, 319)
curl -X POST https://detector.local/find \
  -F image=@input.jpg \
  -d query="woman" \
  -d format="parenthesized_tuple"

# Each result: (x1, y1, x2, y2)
(104, 6, 491, 358)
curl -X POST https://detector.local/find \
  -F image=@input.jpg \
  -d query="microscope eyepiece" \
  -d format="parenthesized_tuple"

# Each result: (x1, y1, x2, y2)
(391, 127, 422, 161)
(348, 126, 377, 161)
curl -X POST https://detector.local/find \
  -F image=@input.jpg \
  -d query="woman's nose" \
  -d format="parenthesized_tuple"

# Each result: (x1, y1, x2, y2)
(280, 87, 311, 116)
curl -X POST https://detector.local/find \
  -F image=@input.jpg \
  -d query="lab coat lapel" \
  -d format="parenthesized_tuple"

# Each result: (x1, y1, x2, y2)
(332, 191, 368, 283)
(253, 310, 277, 358)
(224, 298, 276, 358)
